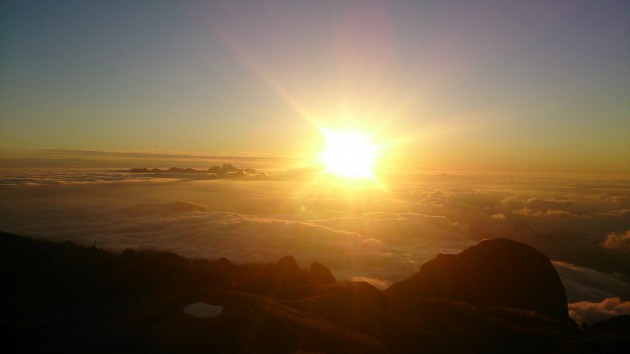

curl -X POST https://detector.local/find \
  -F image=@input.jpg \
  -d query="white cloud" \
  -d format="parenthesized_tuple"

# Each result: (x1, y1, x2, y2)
(569, 297, 630, 324)
(0, 191, 474, 284)
(512, 207, 580, 218)
(2, 173, 630, 305)
(602, 230, 630, 251)
(350, 276, 391, 290)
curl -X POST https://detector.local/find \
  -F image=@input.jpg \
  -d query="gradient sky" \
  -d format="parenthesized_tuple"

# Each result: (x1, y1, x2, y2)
(1, 0, 628, 173)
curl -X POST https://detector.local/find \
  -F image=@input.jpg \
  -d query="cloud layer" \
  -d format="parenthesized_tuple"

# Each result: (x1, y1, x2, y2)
(602, 230, 630, 252)
(569, 297, 630, 324)
(1, 170, 630, 322)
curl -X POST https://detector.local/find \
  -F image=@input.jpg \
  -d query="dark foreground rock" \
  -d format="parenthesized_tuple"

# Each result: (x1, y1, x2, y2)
(277, 281, 397, 341)
(145, 290, 388, 354)
(590, 315, 630, 336)
(1, 232, 628, 354)
(385, 238, 569, 320)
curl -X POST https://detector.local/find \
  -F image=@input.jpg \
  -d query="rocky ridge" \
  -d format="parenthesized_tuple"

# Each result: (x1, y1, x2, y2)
(1, 232, 628, 353)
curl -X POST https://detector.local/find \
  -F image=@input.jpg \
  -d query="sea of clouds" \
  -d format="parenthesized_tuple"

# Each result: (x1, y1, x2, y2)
(1, 168, 629, 324)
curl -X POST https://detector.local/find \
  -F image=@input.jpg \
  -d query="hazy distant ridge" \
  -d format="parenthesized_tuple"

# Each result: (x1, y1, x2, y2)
(127, 163, 267, 179)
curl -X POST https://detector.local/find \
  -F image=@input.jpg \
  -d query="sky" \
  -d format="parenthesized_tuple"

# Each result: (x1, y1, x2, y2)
(1, 0, 629, 174)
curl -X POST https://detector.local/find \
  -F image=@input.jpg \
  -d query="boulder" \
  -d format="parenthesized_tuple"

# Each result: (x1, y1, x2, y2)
(590, 315, 630, 336)
(385, 238, 569, 320)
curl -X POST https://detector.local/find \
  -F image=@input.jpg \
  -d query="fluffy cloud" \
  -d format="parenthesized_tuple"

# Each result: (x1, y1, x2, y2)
(569, 297, 630, 324)
(314, 212, 471, 243)
(0, 193, 474, 285)
(2, 172, 630, 305)
(350, 276, 391, 290)
(511, 207, 581, 218)
(602, 230, 630, 251)
(524, 198, 573, 211)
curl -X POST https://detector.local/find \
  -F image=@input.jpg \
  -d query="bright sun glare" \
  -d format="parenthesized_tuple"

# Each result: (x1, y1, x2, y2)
(318, 129, 379, 179)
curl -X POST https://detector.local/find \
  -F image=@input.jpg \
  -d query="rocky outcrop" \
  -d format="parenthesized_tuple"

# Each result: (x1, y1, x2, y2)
(590, 315, 630, 336)
(6, 232, 628, 354)
(235, 256, 310, 297)
(308, 261, 336, 284)
(385, 238, 569, 320)
(278, 281, 395, 339)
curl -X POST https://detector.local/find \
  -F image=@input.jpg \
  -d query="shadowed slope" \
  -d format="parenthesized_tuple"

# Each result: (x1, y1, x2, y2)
(2, 232, 629, 353)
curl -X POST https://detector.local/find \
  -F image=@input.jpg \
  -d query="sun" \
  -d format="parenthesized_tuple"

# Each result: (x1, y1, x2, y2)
(318, 129, 379, 179)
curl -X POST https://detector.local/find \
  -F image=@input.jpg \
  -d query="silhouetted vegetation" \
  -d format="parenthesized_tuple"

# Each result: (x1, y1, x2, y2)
(1, 232, 628, 353)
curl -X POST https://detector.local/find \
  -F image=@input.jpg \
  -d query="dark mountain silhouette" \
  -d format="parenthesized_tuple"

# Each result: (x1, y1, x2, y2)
(309, 261, 337, 284)
(278, 281, 397, 342)
(589, 315, 630, 336)
(128, 163, 259, 178)
(165, 201, 207, 212)
(385, 238, 569, 320)
(1, 231, 628, 353)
